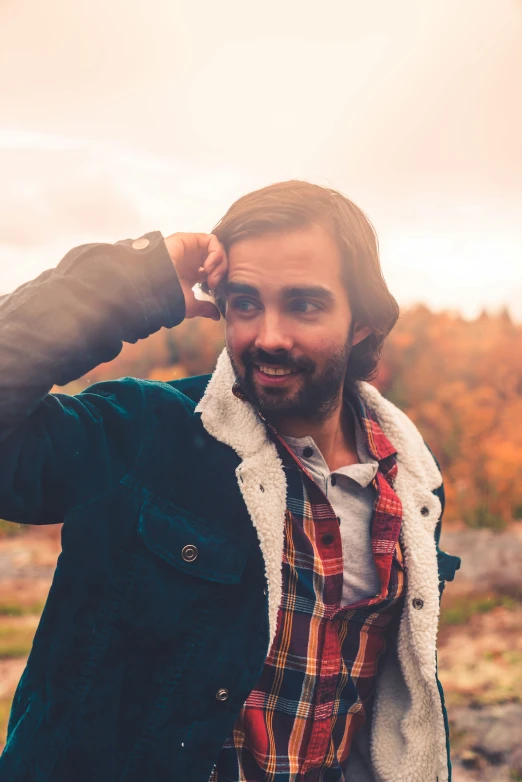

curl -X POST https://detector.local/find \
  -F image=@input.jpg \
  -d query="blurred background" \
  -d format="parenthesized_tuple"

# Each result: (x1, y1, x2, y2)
(1, 1, 521, 779)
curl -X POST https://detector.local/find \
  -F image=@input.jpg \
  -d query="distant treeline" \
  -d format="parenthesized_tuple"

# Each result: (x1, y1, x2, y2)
(376, 306, 522, 528)
(61, 306, 522, 529)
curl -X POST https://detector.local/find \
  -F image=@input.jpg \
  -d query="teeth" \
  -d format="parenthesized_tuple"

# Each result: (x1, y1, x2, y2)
(258, 365, 293, 376)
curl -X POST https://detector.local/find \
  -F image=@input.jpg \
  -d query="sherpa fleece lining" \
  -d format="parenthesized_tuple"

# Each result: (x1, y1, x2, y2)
(196, 349, 448, 782)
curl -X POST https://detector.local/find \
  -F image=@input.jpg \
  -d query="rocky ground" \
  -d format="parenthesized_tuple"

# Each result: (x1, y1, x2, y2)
(439, 527, 522, 780)
(0, 524, 521, 779)
(441, 526, 522, 599)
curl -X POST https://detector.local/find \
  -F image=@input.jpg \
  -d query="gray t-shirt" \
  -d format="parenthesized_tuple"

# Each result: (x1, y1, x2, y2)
(281, 408, 381, 606)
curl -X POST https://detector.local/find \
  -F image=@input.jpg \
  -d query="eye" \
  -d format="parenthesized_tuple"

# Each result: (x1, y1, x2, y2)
(231, 297, 258, 313)
(290, 299, 321, 314)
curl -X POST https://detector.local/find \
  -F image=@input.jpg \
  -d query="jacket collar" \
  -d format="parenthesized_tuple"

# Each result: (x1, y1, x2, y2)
(197, 348, 441, 492)
(196, 348, 443, 650)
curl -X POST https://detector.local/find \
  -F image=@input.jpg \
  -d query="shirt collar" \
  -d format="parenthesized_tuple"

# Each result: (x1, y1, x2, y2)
(346, 388, 397, 462)
(232, 381, 397, 465)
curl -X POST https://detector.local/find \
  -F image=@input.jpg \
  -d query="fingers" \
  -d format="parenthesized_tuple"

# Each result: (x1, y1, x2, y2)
(203, 234, 224, 265)
(202, 235, 228, 289)
(165, 232, 227, 312)
(195, 261, 225, 289)
(207, 260, 227, 290)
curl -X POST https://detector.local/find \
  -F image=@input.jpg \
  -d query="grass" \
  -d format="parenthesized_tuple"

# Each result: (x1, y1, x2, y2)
(439, 593, 519, 628)
(0, 520, 26, 538)
(0, 606, 40, 751)
(0, 621, 38, 659)
(0, 601, 45, 618)
(0, 698, 11, 751)
(0, 600, 43, 659)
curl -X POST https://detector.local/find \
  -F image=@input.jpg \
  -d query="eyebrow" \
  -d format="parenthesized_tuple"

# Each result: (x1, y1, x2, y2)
(223, 282, 259, 296)
(224, 282, 335, 302)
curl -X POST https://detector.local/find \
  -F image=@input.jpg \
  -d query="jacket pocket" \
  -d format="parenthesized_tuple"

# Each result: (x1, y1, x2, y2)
(119, 498, 250, 642)
(116, 500, 252, 769)
(137, 499, 248, 584)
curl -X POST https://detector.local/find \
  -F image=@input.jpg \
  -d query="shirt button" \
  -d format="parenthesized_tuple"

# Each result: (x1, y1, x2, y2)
(181, 544, 198, 562)
(216, 688, 229, 701)
(322, 533, 334, 546)
(131, 237, 150, 250)
(303, 446, 314, 458)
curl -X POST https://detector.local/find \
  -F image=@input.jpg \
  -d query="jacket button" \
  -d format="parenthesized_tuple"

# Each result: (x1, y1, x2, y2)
(420, 506, 430, 517)
(412, 597, 424, 610)
(181, 544, 198, 562)
(131, 237, 150, 250)
(216, 688, 229, 701)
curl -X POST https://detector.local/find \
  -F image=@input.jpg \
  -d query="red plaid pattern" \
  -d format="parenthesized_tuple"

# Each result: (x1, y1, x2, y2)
(210, 390, 405, 781)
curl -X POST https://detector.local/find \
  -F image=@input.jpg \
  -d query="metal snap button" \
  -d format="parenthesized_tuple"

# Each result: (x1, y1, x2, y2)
(420, 506, 430, 517)
(131, 237, 150, 250)
(412, 597, 424, 610)
(181, 544, 198, 562)
(216, 688, 229, 701)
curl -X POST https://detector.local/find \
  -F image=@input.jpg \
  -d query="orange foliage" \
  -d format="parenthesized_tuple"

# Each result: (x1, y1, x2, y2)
(375, 306, 522, 527)
(78, 318, 225, 389)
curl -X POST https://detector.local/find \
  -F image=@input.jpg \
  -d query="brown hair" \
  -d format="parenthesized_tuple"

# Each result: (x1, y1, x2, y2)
(211, 180, 399, 382)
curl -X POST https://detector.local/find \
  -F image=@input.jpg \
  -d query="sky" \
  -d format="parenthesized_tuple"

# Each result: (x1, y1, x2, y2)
(1, 0, 521, 318)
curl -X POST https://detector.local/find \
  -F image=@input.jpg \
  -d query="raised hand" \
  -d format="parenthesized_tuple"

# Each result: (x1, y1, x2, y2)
(163, 232, 228, 321)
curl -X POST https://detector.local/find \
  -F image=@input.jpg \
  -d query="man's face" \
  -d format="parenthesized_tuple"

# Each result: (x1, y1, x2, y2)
(223, 223, 370, 423)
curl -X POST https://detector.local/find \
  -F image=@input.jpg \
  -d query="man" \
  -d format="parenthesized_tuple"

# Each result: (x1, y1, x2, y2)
(0, 180, 460, 782)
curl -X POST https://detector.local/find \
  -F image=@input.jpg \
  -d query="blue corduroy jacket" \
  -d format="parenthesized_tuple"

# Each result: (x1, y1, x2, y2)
(0, 233, 460, 782)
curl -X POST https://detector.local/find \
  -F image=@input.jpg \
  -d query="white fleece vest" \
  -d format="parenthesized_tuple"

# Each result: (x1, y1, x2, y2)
(196, 350, 448, 782)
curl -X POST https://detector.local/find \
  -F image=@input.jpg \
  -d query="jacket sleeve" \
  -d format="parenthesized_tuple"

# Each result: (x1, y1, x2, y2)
(0, 231, 186, 524)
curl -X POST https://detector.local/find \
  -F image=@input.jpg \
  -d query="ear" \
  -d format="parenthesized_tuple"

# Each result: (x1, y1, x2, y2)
(352, 323, 373, 347)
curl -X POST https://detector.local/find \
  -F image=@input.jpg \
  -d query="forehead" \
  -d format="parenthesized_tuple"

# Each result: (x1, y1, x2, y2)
(227, 224, 344, 293)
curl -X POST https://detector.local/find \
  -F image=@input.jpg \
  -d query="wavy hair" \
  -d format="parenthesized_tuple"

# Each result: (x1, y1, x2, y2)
(210, 180, 399, 383)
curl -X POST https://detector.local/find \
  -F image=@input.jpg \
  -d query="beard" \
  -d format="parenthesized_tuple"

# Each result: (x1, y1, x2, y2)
(227, 333, 353, 423)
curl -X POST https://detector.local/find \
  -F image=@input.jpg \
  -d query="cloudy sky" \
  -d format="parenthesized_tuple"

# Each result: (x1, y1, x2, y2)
(1, 0, 521, 317)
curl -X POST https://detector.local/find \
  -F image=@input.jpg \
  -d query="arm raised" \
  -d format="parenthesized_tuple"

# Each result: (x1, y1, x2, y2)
(0, 231, 186, 523)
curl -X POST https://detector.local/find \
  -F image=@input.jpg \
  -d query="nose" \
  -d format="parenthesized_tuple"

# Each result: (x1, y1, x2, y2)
(254, 313, 294, 355)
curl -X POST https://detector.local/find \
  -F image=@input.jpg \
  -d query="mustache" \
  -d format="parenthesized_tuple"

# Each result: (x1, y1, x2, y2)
(242, 349, 315, 373)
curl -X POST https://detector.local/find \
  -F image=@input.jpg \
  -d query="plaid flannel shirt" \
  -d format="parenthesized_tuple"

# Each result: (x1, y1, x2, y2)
(210, 390, 405, 782)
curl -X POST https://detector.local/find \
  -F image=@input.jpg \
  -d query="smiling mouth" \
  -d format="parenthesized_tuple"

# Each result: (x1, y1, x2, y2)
(256, 364, 296, 376)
